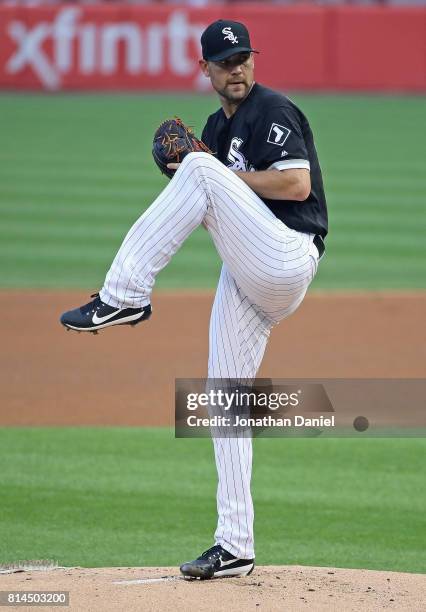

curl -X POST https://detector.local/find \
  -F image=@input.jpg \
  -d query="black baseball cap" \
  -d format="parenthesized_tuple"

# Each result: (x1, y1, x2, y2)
(201, 20, 259, 62)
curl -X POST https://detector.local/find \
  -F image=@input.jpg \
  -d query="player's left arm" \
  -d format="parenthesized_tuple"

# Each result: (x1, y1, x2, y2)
(233, 167, 310, 201)
(236, 103, 311, 201)
(166, 164, 310, 200)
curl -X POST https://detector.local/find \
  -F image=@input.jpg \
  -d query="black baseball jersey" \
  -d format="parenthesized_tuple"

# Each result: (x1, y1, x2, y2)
(201, 83, 328, 238)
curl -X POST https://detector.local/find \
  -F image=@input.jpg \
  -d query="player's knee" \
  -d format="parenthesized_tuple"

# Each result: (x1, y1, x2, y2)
(182, 151, 218, 170)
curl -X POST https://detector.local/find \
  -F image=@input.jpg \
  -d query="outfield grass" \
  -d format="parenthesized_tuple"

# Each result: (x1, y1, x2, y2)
(1, 93, 425, 290)
(0, 428, 425, 572)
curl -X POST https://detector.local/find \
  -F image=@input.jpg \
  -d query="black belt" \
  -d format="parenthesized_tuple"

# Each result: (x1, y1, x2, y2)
(313, 234, 325, 259)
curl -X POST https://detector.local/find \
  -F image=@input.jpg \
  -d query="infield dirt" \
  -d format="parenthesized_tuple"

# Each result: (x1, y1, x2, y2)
(1, 564, 425, 611)
(1, 291, 425, 426)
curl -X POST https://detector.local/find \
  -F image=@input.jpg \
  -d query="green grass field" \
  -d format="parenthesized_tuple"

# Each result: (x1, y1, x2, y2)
(1, 94, 425, 573)
(1, 93, 425, 289)
(1, 428, 425, 572)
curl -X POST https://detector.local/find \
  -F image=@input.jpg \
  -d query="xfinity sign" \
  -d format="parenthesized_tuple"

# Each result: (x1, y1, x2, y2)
(5, 8, 204, 90)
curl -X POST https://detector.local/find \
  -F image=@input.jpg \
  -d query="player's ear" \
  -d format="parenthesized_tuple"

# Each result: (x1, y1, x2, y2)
(199, 59, 210, 77)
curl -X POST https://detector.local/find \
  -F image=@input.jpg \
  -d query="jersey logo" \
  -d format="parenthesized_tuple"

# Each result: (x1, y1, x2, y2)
(222, 27, 238, 45)
(267, 123, 291, 147)
(227, 137, 249, 171)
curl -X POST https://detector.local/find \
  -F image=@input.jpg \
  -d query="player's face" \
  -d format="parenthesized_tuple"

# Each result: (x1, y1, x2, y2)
(200, 53, 255, 104)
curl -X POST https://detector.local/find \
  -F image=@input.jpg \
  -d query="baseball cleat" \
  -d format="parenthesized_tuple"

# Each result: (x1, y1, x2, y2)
(60, 293, 152, 332)
(180, 545, 254, 580)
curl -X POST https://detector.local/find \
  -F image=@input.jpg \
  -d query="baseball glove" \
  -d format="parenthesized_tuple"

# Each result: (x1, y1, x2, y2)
(152, 117, 212, 179)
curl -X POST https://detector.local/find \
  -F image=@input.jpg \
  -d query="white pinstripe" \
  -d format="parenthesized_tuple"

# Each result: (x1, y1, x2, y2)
(99, 152, 319, 560)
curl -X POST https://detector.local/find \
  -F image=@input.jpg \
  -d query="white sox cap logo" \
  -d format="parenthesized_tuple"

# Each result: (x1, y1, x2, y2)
(222, 27, 238, 45)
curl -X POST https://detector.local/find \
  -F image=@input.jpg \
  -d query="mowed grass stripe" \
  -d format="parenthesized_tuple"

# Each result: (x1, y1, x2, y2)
(1, 153, 423, 174)
(3, 187, 422, 208)
(327, 181, 426, 195)
(2, 157, 425, 180)
(314, 262, 426, 288)
(1, 184, 159, 200)
(0, 235, 216, 262)
(2, 199, 425, 220)
(329, 216, 425, 232)
(2, 218, 425, 248)
(312, 277, 424, 290)
(329, 234, 426, 251)
(329, 160, 426, 171)
(319, 254, 426, 269)
(0, 204, 149, 221)
(4, 174, 425, 197)
(3, 190, 425, 212)
(3, 245, 423, 271)
(1, 166, 162, 182)
(2, 263, 418, 290)
(0, 256, 220, 289)
(0, 154, 148, 166)
(0, 192, 156, 209)
(0, 223, 211, 245)
(0, 270, 220, 289)
(7, 185, 421, 206)
(6, 211, 424, 237)
(326, 192, 423, 206)
(2, 205, 424, 246)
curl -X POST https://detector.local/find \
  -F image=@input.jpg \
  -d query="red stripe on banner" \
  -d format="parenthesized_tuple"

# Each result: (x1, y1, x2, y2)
(333, 7, 426, 91)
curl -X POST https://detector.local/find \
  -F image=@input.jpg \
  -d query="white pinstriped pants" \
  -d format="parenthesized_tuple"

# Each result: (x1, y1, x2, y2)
(100, 152, 319, 560)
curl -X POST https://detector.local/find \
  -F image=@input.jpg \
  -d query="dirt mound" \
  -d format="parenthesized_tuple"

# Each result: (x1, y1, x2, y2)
(1, 565, 424, 611)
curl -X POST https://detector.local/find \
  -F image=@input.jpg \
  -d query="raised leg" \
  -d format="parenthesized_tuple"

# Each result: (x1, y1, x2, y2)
(100, 152, 316, 315)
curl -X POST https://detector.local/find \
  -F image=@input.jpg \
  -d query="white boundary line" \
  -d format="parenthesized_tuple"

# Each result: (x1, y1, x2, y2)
(113, 576, 183, 585)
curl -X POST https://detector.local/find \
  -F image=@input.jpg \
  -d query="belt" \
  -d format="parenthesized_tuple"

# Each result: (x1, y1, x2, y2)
(313, 234, 325, 259)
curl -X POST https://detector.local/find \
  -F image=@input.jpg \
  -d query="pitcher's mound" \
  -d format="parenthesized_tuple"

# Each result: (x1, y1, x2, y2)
(1, 565, 425, 611)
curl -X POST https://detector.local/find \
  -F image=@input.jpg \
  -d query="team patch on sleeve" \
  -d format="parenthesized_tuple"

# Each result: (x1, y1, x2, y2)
(267, 123, 291, 147)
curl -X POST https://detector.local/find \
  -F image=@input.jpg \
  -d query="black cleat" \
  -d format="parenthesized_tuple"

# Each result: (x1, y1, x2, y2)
(60, 293, 152, 332)
(180, 545, 254, 580)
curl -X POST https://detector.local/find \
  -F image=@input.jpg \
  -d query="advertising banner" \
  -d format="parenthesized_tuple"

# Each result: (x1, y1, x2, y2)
(0, 4, 424, 92)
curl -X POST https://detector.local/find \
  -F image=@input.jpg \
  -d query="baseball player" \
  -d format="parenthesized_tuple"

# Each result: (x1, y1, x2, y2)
(60, 19, 327, 579)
